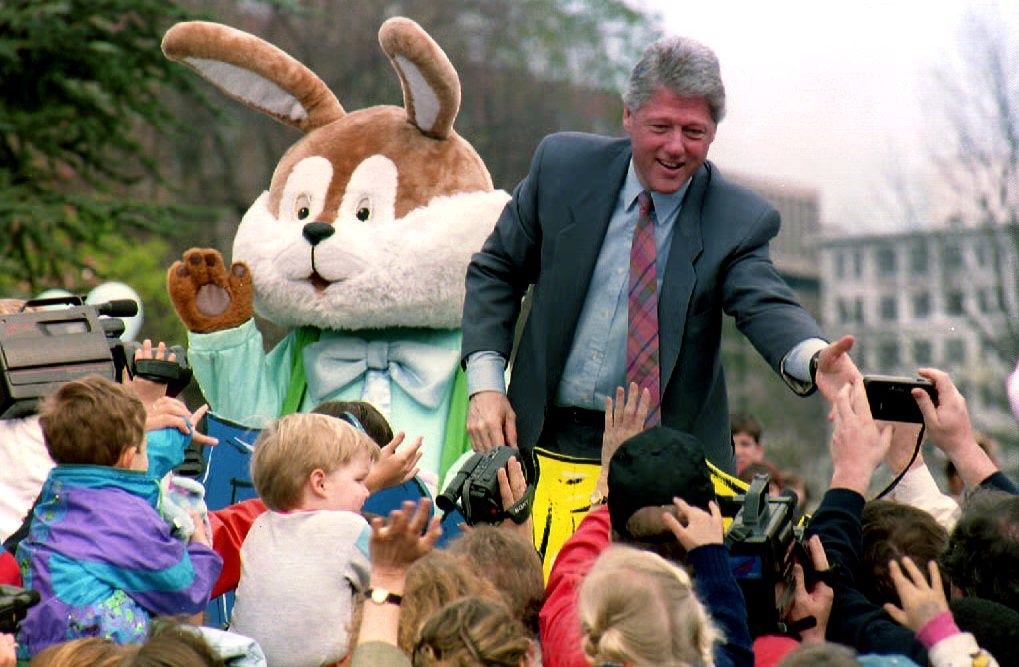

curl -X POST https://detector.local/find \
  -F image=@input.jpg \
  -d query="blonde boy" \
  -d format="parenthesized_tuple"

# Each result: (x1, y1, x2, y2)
(15, 376, 221, 658)
(229, 412, 380, 667)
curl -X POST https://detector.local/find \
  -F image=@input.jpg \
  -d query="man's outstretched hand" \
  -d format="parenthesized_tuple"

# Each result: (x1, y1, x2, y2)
(815, 335, 864, 405)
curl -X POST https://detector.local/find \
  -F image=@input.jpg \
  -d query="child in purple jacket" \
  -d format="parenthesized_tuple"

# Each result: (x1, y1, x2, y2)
(15, 376, 222, 659)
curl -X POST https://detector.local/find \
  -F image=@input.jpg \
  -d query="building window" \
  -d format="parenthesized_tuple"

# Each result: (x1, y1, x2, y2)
(914, 339, 932, 365)
(876, 247, 897, 276)
(912, 293, 931, 319)
(946, 292, 965, 316)
(910, 243, 928, 274)
(943, 243, 963, 273)
(880, 296, 898, 321)
(835, 252, 846, 279)
(852, 250, 863, 279)
(878, 341, 899, 368)
(945, 339, 966, 364)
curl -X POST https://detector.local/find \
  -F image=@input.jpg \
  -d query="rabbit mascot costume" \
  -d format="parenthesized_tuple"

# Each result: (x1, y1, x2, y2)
(162, 18, 507, 497)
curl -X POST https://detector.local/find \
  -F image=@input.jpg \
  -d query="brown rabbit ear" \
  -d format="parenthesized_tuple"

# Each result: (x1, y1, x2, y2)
(378, 17, 460, 139)
(162, 21, 344, 133)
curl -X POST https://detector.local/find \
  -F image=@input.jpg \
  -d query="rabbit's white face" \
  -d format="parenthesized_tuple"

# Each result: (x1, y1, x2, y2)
(233, 152, 508, 331)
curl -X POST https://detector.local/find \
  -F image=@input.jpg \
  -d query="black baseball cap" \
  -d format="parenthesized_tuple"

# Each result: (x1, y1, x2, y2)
(607, 426, 715, 538)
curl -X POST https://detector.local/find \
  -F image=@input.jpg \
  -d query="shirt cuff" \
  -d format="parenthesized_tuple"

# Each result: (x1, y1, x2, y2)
(780, 338, 828, 396)
(466, 351, 508, 397)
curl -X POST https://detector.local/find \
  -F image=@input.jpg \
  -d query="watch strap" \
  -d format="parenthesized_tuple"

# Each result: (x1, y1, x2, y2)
(368, 587, 403, 606)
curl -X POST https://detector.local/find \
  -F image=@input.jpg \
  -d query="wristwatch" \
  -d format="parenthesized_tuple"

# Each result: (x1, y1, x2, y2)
(589, 488, 608, 507)
(367, 587, 403, 606)
(808, 349, 822, 385)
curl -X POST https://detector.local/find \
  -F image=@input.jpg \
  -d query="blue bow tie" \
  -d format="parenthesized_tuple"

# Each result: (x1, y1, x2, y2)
(303, 337, 460, 410)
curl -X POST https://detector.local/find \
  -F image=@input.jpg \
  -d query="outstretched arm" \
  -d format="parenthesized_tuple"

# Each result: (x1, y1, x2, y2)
(913, 368, 1003, 489)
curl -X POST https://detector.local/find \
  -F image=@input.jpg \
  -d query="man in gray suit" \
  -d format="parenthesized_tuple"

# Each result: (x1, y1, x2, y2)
(461, 34, 859, 476)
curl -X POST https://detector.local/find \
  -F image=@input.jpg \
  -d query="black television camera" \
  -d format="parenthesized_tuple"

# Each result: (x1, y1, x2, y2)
(435, 446, 532, 526)
(725, 473, 802, 637)
(0, 295, 188, 418)
(0, 584, 39, 634)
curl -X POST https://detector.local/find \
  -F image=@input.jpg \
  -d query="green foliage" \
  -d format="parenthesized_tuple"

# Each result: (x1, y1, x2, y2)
(0, 0, 208, 290)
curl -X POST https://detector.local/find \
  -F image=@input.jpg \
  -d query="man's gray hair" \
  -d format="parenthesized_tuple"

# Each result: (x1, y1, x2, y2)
(623, 36, 726, 124)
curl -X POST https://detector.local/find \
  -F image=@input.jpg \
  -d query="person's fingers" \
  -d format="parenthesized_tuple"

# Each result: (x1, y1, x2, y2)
(708, 500, 722, 522)
(191, 431, 218, 447)
(887, 559, 910, 596)
(409, 498, 432, 533)
(623, 381, 639, 417)
(423, 515, 443, 547)
(897, 556, 927, 588)
(849, 378, 871, 417)
(636, 386, 651, 421)
(883, 602, 908, 627)
(604, 394, 615, 431)
(497, 467, 514, 510)
(383, 432, 405, 455)
(614, 385, 627, 423)
(508, 456, 527, 497)
(190, 404, 209, 427)
(926, 560, 943, 594)
(807, 535, 830, 571)
(661, 509, 685, 539)
(504, 412, 518, 448)
(791, 563, 807, 597)
(833, 382, 853, 421)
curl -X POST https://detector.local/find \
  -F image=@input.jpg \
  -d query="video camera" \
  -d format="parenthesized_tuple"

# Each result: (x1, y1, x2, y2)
(0, 295, 190, 418)
(724, 473, 802, 637)
(435, 446, 532, 526)
(0, 584, 39, 634)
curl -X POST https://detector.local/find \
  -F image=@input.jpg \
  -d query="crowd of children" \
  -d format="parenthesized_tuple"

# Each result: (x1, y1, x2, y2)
(1, 360, 1018, 667)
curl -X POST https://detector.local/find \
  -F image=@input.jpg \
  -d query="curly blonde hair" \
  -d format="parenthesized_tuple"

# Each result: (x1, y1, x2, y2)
(578, 545, 721, 667)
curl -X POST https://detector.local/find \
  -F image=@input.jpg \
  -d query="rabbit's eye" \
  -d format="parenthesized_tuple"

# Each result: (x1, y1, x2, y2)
(295, 194, 313, 221)
(355, 197, 372, 222)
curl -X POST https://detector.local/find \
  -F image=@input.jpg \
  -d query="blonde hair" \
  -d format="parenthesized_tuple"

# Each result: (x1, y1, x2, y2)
(29, 637, 130, 666)
(397, 550, 502, 654)
(412, 596, 531, 667)
(250, 412, 379, 511)
(578, 545, 721, 667)
(39, 375, 146, 466)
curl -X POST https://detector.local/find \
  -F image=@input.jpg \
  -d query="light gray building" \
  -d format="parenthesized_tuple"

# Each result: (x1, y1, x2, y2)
(819, 224, 1019, 437)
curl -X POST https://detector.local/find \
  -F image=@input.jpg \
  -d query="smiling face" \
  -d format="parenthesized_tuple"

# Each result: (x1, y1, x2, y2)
(623, 87, 716, 194)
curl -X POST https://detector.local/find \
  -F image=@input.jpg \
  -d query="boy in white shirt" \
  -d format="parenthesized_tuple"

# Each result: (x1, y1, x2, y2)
(229, 412, 380, 667)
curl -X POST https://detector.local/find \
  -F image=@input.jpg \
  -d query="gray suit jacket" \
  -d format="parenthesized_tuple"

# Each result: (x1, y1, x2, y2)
(461, 132, 824, 471)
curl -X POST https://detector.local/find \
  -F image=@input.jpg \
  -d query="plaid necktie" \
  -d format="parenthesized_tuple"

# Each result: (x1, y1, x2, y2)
(626, 191, 661, 425)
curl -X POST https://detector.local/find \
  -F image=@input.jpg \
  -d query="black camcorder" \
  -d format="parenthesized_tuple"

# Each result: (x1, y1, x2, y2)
(0, 584, 39, 634)
(725, 473, 802, 638)
(435, 446, 532, 526)
(0, 295, 190, 418)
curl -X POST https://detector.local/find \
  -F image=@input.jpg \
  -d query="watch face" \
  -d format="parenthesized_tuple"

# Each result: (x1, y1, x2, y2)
(371, 588, 389, 604)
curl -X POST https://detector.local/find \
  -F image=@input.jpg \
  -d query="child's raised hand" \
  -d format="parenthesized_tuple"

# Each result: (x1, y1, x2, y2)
(495, 455, 532, 541)
(366, 432, 423, 493)
(601, 383, 651, 468)
(662, 497, 723, 550)
(883, 557, 949, 633)
(369, 499, 441, 577)
(124, 339, 174, 406)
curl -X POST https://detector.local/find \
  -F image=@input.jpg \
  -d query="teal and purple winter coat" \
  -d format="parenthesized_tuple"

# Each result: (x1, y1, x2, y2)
(15, 463, 222, 657)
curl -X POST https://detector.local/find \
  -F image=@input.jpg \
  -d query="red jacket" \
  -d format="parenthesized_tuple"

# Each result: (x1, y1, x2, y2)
(539, 505, 610, 667)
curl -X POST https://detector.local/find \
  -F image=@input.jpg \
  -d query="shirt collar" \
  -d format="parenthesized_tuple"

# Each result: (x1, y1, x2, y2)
(623, 160, 691, 225)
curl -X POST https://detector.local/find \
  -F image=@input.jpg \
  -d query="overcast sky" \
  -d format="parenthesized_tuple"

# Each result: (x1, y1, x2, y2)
(639, 0, 1009, 232)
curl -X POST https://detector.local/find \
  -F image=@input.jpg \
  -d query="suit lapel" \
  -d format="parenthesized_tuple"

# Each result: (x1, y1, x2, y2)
(542, 140, 631, 387)
(659, 163, 708, 392)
